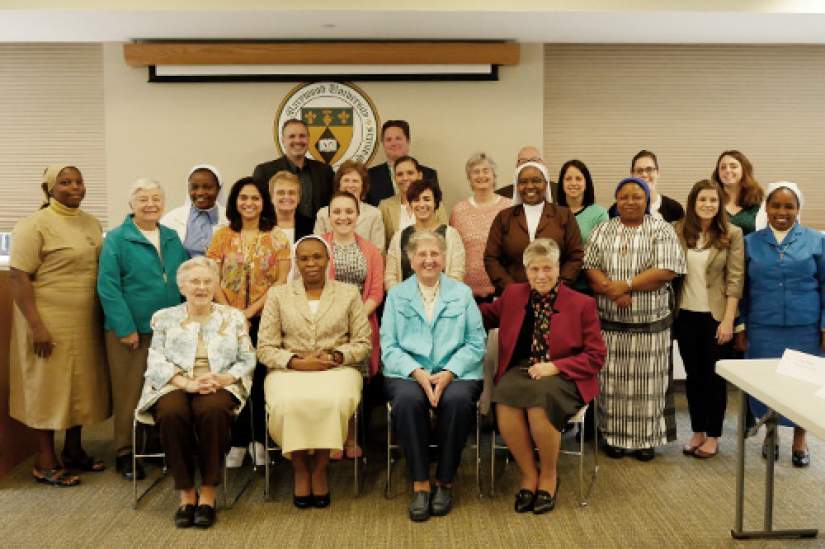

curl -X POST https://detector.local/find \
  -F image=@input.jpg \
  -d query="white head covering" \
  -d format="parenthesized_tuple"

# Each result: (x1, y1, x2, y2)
(290, 234, 333, 282)
(754, 181, 803, 230)
(186, 164, 226, 207)
(511, 161, 553, 205)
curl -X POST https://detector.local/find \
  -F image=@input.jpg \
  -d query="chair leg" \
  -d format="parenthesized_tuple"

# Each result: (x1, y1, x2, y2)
(490, 429, 497, 497)
(264, 408, 271, 499)
(385, 405, 392, 499)
(132, 416, 138, 509)
(475, 407, 482, 498)
(578, 419, 585, 506)
(353, 407, 359, 497)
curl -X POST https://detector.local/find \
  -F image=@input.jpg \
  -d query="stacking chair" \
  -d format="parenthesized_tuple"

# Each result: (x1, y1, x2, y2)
(131, 400, 257, 510)
(385, 401, 482, 499)
(489, 402, 599, 507)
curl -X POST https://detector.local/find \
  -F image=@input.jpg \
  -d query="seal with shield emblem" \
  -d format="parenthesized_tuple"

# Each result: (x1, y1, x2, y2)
(275, 82, 380, 169)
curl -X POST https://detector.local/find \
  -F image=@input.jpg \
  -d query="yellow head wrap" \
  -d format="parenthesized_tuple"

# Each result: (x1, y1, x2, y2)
(43, 164, 77, 192)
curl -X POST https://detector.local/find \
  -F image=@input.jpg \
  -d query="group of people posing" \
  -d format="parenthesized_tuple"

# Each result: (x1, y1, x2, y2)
(8, 116, 825, 528)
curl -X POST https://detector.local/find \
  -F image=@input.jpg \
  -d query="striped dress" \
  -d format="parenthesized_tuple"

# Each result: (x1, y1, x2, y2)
(583, 216, 686, 449)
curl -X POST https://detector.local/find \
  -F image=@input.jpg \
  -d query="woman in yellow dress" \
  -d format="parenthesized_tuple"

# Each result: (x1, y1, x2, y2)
(9, 165, 111, 486)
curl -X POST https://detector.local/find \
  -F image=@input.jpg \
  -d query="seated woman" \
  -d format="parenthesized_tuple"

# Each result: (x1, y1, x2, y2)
(257, 235, 372, 509)
(381, 230, 485, 522)
(480, 239, 606, 514)
(385, 178, 465, 290)
(136, 256, 255, 529)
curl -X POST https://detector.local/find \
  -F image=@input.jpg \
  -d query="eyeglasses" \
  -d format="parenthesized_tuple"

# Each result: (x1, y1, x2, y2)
(633, 167, 657, 176)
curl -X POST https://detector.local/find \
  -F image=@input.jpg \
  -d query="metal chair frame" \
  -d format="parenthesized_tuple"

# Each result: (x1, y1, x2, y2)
(489, 402, 599, 507)
(385, 401, 482, 499)
(131, 399, 256, 510)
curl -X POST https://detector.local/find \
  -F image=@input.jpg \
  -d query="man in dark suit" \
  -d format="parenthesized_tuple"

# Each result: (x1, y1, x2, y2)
(496, 145, 558, 202)
(365, 119, 438, 206)
(252, 118, 334, 221)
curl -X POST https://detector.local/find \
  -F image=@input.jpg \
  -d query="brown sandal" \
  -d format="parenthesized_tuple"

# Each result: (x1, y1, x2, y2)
(33, 467, 80, 487)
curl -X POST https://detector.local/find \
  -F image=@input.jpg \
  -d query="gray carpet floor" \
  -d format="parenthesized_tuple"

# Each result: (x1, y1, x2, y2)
(1, 391, 823, 548)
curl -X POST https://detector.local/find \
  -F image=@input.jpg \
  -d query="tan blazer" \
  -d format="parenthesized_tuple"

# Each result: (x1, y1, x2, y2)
(257, 279, 372, 369)
(378, 194, 448, 251)
(674, 222, 745, 322)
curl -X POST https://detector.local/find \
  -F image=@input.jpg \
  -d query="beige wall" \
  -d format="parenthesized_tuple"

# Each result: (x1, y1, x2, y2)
(103, 42, 543, 227)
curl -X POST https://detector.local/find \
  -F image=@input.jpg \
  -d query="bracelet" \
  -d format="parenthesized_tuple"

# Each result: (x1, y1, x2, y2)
(626, 278, 633, 292)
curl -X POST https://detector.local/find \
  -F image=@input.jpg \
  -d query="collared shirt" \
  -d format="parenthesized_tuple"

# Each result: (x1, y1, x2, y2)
(387, 163, 398, 195)
(650, 193, 663, 220)
(184, 205, 220, 257)
(418, 279, 441, 323)
(286, 158, 314, 219)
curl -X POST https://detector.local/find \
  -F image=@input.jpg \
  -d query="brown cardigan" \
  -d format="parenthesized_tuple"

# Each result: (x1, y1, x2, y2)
(673, 221, 745, 322)
(483, 202, 584, 295)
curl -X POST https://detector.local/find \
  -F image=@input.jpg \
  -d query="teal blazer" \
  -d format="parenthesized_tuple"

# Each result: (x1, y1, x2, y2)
(381, 273, 485, 380)
(97, 214, 188, 337)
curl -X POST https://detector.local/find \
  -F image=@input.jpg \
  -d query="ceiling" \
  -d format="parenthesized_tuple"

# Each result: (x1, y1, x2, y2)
(2, 5, 825, 44)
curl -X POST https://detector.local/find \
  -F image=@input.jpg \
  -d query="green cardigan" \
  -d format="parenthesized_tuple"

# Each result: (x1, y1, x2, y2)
(97, 215, 188, 337)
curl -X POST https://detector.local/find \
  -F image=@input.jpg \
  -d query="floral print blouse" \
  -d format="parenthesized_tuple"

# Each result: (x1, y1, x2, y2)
(207, 226, 291, 309)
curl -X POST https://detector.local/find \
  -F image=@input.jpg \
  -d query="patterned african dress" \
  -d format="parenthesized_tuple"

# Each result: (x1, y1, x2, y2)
(583, 216, 686, 449)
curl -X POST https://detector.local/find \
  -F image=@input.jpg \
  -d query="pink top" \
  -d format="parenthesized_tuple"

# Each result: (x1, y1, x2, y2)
(450, 195, 510, 297)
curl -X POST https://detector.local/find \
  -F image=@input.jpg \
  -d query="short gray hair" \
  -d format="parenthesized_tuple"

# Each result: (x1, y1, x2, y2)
(405, 230, 447, 261)
(523, 238, 560, 268)
(128, 178, 164, 208)
(176, 256, 219, 289)
(465, 152, 498, 181)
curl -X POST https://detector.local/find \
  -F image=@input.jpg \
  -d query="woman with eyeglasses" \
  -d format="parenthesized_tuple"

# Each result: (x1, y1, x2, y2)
(609, 150, 684, 223)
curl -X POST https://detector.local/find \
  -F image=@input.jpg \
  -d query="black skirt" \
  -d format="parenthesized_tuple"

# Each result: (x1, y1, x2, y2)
(492, 363, 584, 431)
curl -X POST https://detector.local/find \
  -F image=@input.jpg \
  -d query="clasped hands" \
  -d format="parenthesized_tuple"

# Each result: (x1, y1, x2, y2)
(412, 368, 455, 407)
(288, 349, 343, 371)
(181, 372, 236, 394)
(525, 361, 559, 380)
(602, 279, 632, 309)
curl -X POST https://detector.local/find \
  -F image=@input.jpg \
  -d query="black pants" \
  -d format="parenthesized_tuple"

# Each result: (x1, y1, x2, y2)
(674, 310, 731, 438)
(231, 316, 266, 446)
(154, 389, 237, 489)
(384, 377, 482, 485)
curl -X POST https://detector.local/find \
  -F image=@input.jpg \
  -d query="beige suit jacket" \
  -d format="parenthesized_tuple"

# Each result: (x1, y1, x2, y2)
(257, 279, 372, 369)
(378, 194, 448, 251)
(675, 222, 745, 322)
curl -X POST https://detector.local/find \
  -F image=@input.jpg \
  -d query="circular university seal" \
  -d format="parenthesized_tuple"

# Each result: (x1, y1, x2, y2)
(274, 82, 380, 169)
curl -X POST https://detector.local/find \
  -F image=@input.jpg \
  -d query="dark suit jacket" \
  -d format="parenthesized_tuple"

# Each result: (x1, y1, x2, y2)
(480, 283, 606, 404)
(484, 202, 584, 295)
(608, 194, 684, 223)
(365, 162, 438, 207)
(252, 156, 334, 218)
(496, 180, 559, 203)
(294, 212, 314, 241)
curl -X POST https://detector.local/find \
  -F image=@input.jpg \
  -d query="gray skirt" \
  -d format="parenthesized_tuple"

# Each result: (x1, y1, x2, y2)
(492, 365, 584, 431)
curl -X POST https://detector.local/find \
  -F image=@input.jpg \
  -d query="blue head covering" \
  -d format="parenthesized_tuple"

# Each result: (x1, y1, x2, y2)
(614, 177, 651, 215)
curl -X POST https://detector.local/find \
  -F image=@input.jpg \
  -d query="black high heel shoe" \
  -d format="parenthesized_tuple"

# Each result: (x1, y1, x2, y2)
(514, 489, 536, 513)
(312, 492, 331, 508)
(293, 494, 313, 509)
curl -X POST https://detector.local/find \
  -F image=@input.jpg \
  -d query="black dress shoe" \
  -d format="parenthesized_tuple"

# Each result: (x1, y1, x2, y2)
(409, 491, 430, 522)
(174, 504, 196, 528)
(116, 453, 145, 481)
(533, 477, 560, 514)
(514, 490, 536, 513)
(293, 494, 313, 509)
(634, 448, 655, 462)
(792, 448, 811, 468)
(312, 492, 331, 508)
(604, 445, 625, 459)
(193, 504, 216, 528)
(430, 485, 452, 517)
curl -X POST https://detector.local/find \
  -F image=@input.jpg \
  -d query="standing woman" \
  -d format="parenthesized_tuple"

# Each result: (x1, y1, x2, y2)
(674, 180, 744, 459)
(583, 177, 686, 461)
(450, 152, 510, 302)
(485, 162, 584, 295)
(378, 155, 448, 250)
(384, 179, 465, 290)
(320, 190, 385, 458)
(555, 159, 609, 293)
(161, 164, 227, 257)
(10, 165, 111, 486)
(98, 178, 189, 479)
(270, 170, 314, 246)
(207, 177, 291, 466)
(711, 150, 763, 236)
(736, 182, 824, 467)
(314, 161, 386, 250)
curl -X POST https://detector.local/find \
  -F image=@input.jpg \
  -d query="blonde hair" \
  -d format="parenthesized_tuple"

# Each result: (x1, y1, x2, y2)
(522, 238, 560, 268)
(269, 170, 301, 198)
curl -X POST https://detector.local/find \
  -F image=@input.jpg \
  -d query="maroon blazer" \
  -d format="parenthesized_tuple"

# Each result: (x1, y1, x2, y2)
(480, 283, 606, 404)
